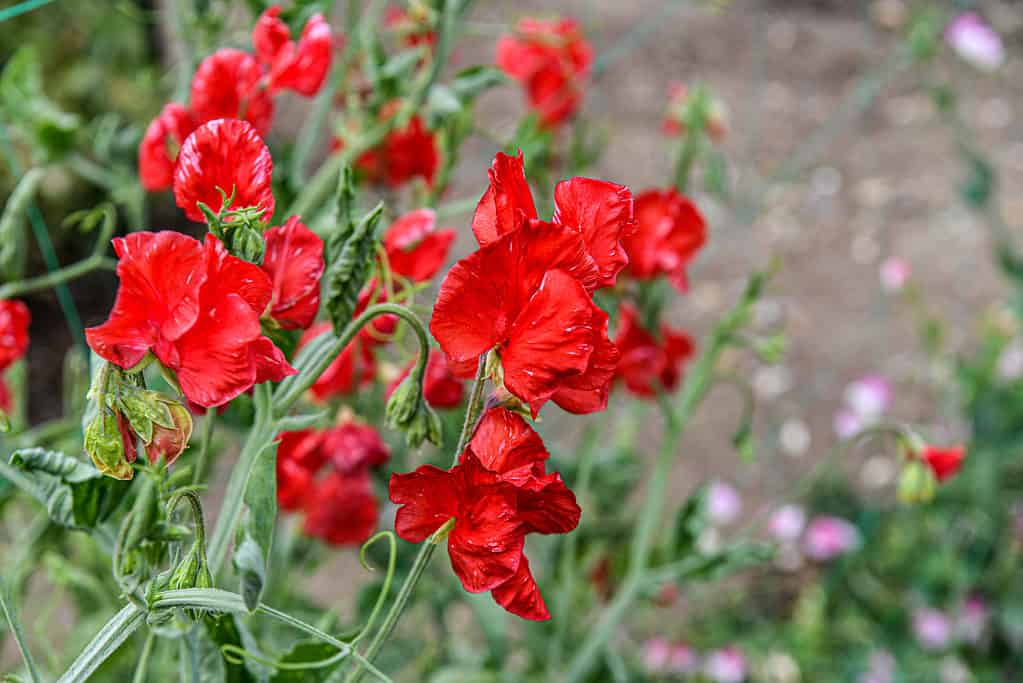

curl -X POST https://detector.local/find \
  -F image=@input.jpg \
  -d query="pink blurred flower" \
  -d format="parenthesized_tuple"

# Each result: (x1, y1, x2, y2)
(946, 13, 1005, 71)
(833, 408, 864, 440)
(879, 257, 910, 292)
(914, 607, 951, 651)
(642, 637, 671, 673)
(956, 595, 989, 645)
(704, 647, 747, 683)
(768, 504, 807, 543)
(804, 516, 861, 561)
(668, 644, 699, 675)
(845, 375, 892, 420)
(707, 480, 742, 525)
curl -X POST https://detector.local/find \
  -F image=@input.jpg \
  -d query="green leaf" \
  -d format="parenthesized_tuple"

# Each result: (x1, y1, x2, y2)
(961, 155, 995, 210)
(84, 409, 133, 480)
(8, 448, 129, 530)
(669, 541, 773, 584)
(204, 615, 264, 683)
(671, 486, 707, 558)
(450, 66, 506, 102)
(0, 168, 43, 281)
(269, 640, 343, 682)
(117, 387, 175, 445)
(0, 47, 79, 159)
(233, 440, 279, 611)
(324, 203, 383, 336)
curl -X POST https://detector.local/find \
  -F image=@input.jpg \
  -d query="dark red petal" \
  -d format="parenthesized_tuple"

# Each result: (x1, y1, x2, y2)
(174, 118, 275, 223)
(250, 336, 297, 384)
(430, 251, 513, 367)
(553, 177, 635, 288)
(0, 376, 11, 413)
(0, 299, 31, 371)
(383, 209, 455, 283)
(267, 13, 333, 96)
(389, 465, 458, 543)
(276, 454, 314, 511)
(447, 456, 524, 593)
(623, 189, 706, 289)
(501, 269, 596, 417)
(263, 216, 325, 329)
(491, 554, 550, 620)
(86, 232, 205, 368)
(466, 407, 549, 483)
(322, 421, 390, 474)
(201, 234, 274, 315)
(302, 471, 379, 546)
(190, 49, 274, 134)
(139, 103, 196, 191)
(517, 472, 581, 534)
(552, 304, 619, 414)
(278, 429, 328, 471)
(658, 326, 695, 391)
(422, 350, 465, 408)
(252, 5, 291, 67)
(472, 151, 537, 247)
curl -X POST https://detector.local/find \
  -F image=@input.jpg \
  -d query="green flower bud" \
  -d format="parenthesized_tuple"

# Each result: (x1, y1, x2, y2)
(386, 373, 443, 448)
(84, 409, 134, 480)
(898, 460, 937, 504)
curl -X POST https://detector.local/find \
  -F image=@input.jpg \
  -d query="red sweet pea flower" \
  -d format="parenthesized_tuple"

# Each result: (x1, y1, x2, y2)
(253, 6, 333, 96)
(321, 420, 391, 474)
(472, 152, 636, 290)
(190, 49, 275, 135)
(386, 350, 465, 409)
(0, 300, 30, 371)
(614, 304, 695, 398)
(354, 102, 439, 187)
(382, 209, 456, 283)
(262, 216, 324, 330)
(173, 118, 276, 223)
(495, 18, 593, 128)
(921, 445, 966, 482)
(86, 232, 295, 408)
(138, 103, 196, 191)
(298, 322, 378, 402)
(622, 189, 706, 291)
(303, 470, 380, 546)
(390, 408, 579, 619)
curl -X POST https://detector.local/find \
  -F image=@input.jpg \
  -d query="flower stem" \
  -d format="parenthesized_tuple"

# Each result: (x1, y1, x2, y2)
(344, 356, 489, 682)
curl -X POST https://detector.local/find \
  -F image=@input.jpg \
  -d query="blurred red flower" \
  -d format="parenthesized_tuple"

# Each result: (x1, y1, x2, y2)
(173, 119, 276, 223)
(138, 103, 196, 191)
(253, 6, 333, 96)
(354, 101, 439, 187)
(921, 445, 966, 482)
(86, 232, 294, 408)
(382, 209, 456, 284)
(390, 407, 580, 619)
(0, 299, 30, 413)
(495, 18, 593, 127)
(303, 470, 380, 546)
(262, 217, 324, 330)
(622, 188, 707, 291)
(386, 349, 465, 409)
(190, 49, 275, 135)
(614, 304, 695, 398)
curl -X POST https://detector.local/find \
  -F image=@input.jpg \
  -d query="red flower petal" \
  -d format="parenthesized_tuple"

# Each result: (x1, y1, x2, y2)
(190, 49, 274, 134)
(922, 445, 966, 482)
(277, 454, 315, 512)
(322, 421, 390, 474)
(390, 464, 459, 543)
(623, 189, 706, 290)
(466, 407, 549, 484)
(491, 554, 550, 620)
(0, 375, 10, 413)
(251, 336, 298, 385)
(252, 5, 291, 67)
(264, 12, 333, 96)
(263, 216, 324, 329)
(516, 471, 581, 535)
(386, 350, 465, 409)
(86, 232, 206, 369)
(551, 303, 618, 414)
(139, 103, 196, 191)
(383, 209, 456, 283)
(0, 299, 31, 371)
(553, 177, 636, 288)
(174, 118, 276, 223)
(278, 429, 328, 471)
(302, 471, 379, 546)
(613, 304, 693, 398)
(298, 322, 377, 401)
(501, 269, 596, 416)
(355, 110, 438, 187)
(472, 151, 537, 247)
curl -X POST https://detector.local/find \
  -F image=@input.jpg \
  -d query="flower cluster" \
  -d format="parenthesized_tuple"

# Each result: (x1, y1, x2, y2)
(139, 5, 332, 191)
(0, 299, 30, 412)
(623, 188, 707, 291)
(390, 407, 580, 619)
(496, 18, 593, 128)
(277, 419, 390, 546)
(613, 303, 694, 398)
(343, 100, 440, 188)
(432, 151, 634, 416)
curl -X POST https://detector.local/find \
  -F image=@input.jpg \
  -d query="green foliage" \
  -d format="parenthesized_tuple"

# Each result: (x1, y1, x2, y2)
(324, 200, 383, 336)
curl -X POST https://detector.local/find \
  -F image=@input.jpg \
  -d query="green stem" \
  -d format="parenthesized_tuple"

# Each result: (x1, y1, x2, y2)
(191, 409, 215, 487)
(0, 251, 111, 300)
(0, 0, 55, 23)
(131, 632, 156, 683)
(57, 604, 146, 683)
(345, 357, 489, 682)
(0, 575, 43, 683)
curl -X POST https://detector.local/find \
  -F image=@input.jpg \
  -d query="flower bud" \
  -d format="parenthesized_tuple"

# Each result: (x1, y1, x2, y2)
(898, 460, 937, 504)
(84, 409, 134, 480)
(117, 388, 193, 467)
(147, 399, 193, 467)
(385, 372, 442, 448)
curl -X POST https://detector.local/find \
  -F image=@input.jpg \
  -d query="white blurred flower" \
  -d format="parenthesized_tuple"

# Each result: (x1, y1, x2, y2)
(879, 257, 910, 292)
(761, 651, 801, 683)
(707, 480, 742, 526)
(844, 375, 892, 420)
(804, 516, 861, 561)
(914, 607, 952, 651)
(779, 418, 811, 457)
(940, 656, 971, 683)
(997, 341, 1023, 382)
(946, 13, 1005, 71)
(859, 650, 896, 683)
(704, 647, 747, 683)
(768, 504, 806, 543)
(833, 408, 864, 440)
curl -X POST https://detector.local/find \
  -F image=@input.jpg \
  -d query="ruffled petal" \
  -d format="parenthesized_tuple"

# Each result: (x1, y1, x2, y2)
(138, 103, 196, 191)
(267, 13, 333, 96)
(553, 177, 635, 288)
(383, 209, 455, 283)
(252, 5, 291, 67)
(389, 465, 459, 543)
(472, 151, 537, 247)
(190, 49, 274, 134)
(516, 471, 581, 535)
(263, 216, 325, 329)
(250, 336, 297, 384)
(491, 554, 550, 620)
(552, 304, 619, 414)
(322, 421, 390, 474)
(466, 407, 549, 483)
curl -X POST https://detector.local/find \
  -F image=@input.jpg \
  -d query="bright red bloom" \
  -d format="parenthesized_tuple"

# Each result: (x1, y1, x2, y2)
(390, 408, 579, 619)
(495, 18, 593, 128)
(173, 118, 276, 223)
(190, 49, 275, 135)
(354, 102, 439, 187)
(86, 232, 295, 408)
(386, 350, 465, 409)
(622, 189, 706, 291)
(262, 217, 324, 330)
(473, 152, 635, 289)
(382, 209, 455, 283)
(921, 445, 966, 482)
(613, 304, 695, 398)
(298, 322, 378, 402)
(303, 470, 380, 546)
(138, 103, 196, 191)
(253, 6, 333, 96)
(0, 300, 30, 371)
